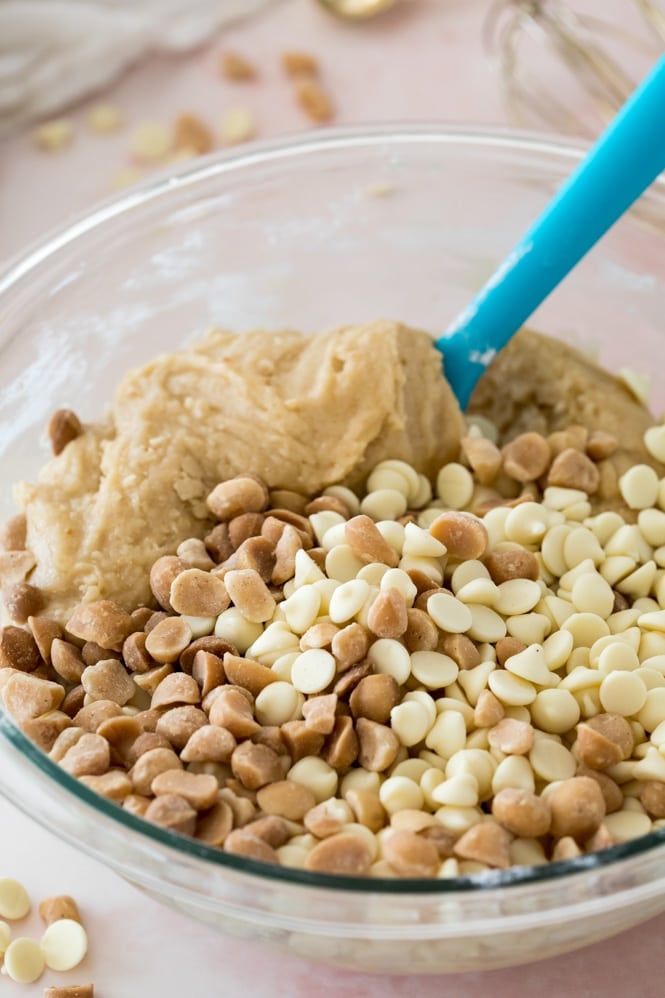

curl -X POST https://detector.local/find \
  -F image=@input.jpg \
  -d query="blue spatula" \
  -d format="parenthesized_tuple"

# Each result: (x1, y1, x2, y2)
(437, 55, 665, 410)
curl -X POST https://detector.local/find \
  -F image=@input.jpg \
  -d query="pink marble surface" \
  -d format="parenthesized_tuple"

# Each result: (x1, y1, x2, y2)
(2, 0, 508, 262)
(2, 1, 665, 995)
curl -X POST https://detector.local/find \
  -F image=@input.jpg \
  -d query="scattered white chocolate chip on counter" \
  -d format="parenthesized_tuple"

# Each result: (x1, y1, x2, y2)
(40, 918, 88, 972)
(3, 937, 45, 984)
(86, 103, 123, 134)
(0, 877, 31, 920)
(130, 122, 172, 163)
(0, 919, 11, 953)
(34, 119, 74, 152)
(219, 108, 255, 145)
(110, 167, 144, 191)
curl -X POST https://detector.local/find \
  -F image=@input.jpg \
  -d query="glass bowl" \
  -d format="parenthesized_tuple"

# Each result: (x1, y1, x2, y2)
(1, 126, 665, 975)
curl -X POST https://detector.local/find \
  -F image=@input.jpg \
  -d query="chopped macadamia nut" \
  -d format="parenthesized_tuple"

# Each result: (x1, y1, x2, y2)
(502, 432, 551, 482)
(48, 409, 83, 456)
(548, 776, 606, 841)
(220, 52, 257, 81)
(294, 76, 333, 123)
(174, 113, 214, 155)
(44, 986, 94, 998)
(282, 51, 320, 77)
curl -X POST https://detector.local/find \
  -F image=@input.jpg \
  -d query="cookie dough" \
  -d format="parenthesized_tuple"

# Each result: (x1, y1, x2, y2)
(470, 328, 663, 506)
(14, 321, 463, 617)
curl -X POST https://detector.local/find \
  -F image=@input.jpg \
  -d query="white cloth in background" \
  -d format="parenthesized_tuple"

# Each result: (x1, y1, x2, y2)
(0, 0, 278, 135)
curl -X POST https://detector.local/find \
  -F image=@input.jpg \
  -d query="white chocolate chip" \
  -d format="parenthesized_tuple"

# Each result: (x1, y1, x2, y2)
(494, 579, 542, 616)
(246, 622, 299, 665)
(466, 605, 507, 643)
(361, 489, 408, 521)
(451, 560, 491, 593)
(599, 671, 647, 716)
(402, 522, 446, 558)
(255, 681, 303, 725)
(426, 592, 472, 633)
(436, 463, 474, 509)
(373, 461, 420, 500)
(325, 545, 367, 583)
(0, 920, 11, 954)
(562, 612, 610, 648)
(563, 527, 604, 569)
(328, 579, 370, 624)
(87, 102, 123, 133)
(505, 503, 550, 545)
(571, 572, 615, 618)
(529, 738, 576, 782)
(290, 649, 336, 695)
(492, 755, 535, 794)
(619, 464, 660, 510)
(366, 466, 411, 496)
(504, 645, 553, 686)
(390, 700, 431, 747)
(380, 568, 417, 605)
(488, 670, 537, 706)
(618, 368, 650, 406)
(288, 756, 338, 803)
(530, 688, 580, 733)
(603, 809, 652, 842)
(3, 937, 45, 984)
(445, 748, 495, 798)
(215, 608, 263, 653)
(425, 710, 467, 758)
(405, 690, 437, 727)
(431, 773, 479, 807)
(367, 638, 411, 685)
(131, 122, 172, 162)
(379, 776, 424, 815)
(220, 107, 255, 144)
(410, 651, 459, 691)
(644, 425, 665, 463)
(0, 878, 30, 920)
(282, 586, 321, 633)
(40, 918, 88, 971)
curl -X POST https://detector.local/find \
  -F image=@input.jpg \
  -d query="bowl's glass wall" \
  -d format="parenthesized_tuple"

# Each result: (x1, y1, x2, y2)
(2, 128, 664, 516)
(1, 127, 665, 972)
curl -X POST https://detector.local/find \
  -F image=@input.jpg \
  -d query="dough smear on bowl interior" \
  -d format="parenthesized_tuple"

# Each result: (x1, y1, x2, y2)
(13, 321, 464, 619)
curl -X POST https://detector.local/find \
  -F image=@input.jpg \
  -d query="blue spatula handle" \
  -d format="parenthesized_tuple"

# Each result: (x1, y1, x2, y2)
(437, 54, 665, 409)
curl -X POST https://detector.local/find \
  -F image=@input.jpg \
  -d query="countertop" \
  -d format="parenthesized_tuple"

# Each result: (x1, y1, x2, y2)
(1, 0, 664, 995)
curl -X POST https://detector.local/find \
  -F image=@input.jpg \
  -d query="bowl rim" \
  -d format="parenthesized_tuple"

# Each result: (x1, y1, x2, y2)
(2, 122, 665, 896)
(3, 121, 663, 287)
(4, 706, 665, 897)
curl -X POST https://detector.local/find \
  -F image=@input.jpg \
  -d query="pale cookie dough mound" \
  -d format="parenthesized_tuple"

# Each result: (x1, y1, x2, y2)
(15, 321, 462, 618)
(469, 328, 664, 508)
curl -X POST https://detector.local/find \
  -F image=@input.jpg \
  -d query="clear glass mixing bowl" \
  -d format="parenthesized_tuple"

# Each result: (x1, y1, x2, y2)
(1, 126, 665, 974)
